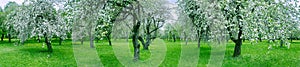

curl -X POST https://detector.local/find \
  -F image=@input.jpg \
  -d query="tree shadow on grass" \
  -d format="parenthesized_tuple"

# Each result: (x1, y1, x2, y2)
(19, 47, 52, 53)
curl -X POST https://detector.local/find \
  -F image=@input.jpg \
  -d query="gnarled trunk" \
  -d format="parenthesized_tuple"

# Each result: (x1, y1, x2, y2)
(132, 22, 141, 61)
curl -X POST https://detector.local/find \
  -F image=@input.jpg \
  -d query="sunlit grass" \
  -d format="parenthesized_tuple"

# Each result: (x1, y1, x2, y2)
(0, 39, 300, 67)
(0, 39, 76, 67)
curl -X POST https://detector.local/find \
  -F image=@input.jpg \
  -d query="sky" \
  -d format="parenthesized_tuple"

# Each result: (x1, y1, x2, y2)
(0, 0, 24, 9)
(168, 0, 177, 4)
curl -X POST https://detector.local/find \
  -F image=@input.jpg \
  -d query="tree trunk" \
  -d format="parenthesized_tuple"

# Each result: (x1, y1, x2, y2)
(259, 37, 262, 42)
(132, 34, 140, 61)
(232, 3, 243, 57)
(132, 20, 141, 61)
(138, 36, 147, 50)
(59, 37, 62, 45)
(44, 34, 53, 52)
(8, 34, 11, 42)
(145, 34, 151, 50)
(126, 34, 129, 42)
(38, 36, 40, 43)
(197, 38, 201, 48)
(106, 35, 112, 46)
(81, 38, 84, 45)
(290, 34, 293, 42)
(280, 39, 283, 48)
(172, 34, 176, 42)
(184, 32, 188, 45)
(197, 30, 201, 48)
(1, 34, 4, 41)
(233, 39, 242, 57)
(133, 31, 140, 61)
(89, 33, 94, 48)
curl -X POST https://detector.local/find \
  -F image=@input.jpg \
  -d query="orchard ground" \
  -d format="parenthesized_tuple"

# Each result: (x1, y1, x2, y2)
(0, 38, 300, 67)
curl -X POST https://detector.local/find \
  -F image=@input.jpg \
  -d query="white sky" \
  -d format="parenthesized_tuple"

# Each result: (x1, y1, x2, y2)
(0, 0, 24, 9)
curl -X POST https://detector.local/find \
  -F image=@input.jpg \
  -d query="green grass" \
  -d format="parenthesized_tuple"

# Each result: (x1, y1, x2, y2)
(1, 38, 300, 67)
(0, 39, 77, 67)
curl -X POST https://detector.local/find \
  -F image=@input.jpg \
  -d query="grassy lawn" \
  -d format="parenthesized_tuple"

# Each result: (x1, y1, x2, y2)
(0, 38, 300, 67)
(0, 39, 77, 67)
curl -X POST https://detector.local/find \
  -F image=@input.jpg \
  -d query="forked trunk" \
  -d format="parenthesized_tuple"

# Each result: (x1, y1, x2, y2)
(132, 20, 141, 61)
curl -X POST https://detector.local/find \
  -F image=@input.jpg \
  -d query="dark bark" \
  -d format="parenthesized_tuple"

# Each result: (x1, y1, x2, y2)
(259, 37, 262, 42)
(197, 30, 201, 48)
(232, 25, 243, 57)
(280, 39, 283, 48)
(81, 38, 84, 45)
(37, 36, 40, 43)
(172, 34, 176, 42)
(132, 21, 141, 61)
(233, 39, 242, 57)
(106, 35, 112, 46)
(1, 34, 4, 41)
(59, 37, 62, 45)
(138, 36, 147, 50)
(8, 34, 11, 42)
(290, 34, 293, 42)
(44, 34, 53, 52)
(232, 3, 243, 57)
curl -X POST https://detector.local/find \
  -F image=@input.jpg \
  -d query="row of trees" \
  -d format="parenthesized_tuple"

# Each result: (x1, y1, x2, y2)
(178, 0, 300, 57)
(1, 0, 300, 60)
(0, 0, 170, 61)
